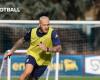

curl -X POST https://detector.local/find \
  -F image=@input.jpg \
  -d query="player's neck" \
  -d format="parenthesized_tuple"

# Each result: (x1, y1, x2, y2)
(38, 28, 43, 33)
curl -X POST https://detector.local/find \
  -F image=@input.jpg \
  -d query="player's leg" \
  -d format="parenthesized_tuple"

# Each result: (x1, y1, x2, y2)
(19, 55, 35, 80)
(19, 64, 33, 80)
(31, 65, 47, 80)
(26, 75, 38, 80)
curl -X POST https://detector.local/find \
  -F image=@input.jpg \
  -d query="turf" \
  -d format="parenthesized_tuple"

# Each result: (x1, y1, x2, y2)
(11, 76, 100, 80)
(39, 76, 100, 80)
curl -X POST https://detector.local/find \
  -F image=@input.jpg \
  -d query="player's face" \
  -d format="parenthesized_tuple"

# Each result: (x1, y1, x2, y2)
(39, 19, 49, 33)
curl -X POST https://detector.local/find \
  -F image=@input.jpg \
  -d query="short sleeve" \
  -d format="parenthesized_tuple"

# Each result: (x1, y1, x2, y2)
(24, 30, 32, 42)
(51, 30, 61, 46)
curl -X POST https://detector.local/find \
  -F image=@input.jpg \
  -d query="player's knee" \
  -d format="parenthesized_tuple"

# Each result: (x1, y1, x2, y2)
(24, 70, 32, 76)
(19, 75, 24, 80)
(19, 72, 31, 80)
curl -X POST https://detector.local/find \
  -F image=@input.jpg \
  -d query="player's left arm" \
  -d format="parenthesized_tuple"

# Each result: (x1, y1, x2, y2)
(48, 30, 62, 52)
(38, 30, 62, 52)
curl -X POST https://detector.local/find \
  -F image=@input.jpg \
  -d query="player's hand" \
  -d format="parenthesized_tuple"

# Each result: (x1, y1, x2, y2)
(4, 51, 13, 60)
(38, 42, 47, 52)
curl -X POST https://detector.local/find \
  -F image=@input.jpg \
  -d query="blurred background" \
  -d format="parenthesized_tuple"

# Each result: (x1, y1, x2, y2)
(0, 23, 100, 80)
(0, 23, 100, 55)
(0, 0, 100, 20)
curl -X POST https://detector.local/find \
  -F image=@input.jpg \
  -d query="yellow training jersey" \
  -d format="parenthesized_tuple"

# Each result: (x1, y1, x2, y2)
(27, 27, 53, 66)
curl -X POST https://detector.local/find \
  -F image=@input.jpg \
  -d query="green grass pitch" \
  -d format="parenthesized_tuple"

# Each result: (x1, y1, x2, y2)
(11, 76, 100, 80)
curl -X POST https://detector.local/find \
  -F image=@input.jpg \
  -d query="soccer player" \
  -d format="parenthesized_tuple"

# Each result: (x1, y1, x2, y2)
(5, 16, 62, 80)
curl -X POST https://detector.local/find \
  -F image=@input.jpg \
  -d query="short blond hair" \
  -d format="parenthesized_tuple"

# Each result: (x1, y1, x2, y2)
(39, 16, 49, 21)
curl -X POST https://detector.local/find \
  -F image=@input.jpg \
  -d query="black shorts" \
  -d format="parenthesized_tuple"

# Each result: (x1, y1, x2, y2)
(25, 55, 47, 77)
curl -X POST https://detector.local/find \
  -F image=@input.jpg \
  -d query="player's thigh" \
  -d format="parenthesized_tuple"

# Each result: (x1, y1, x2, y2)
(24, 55, 36, 75)
(23, 64, 34, 75)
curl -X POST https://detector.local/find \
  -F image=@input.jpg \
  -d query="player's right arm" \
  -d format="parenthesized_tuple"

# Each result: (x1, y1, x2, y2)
(4, 37, 25, 58)
(5, 30, 31, 58)
(9, 37, 25, 53)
